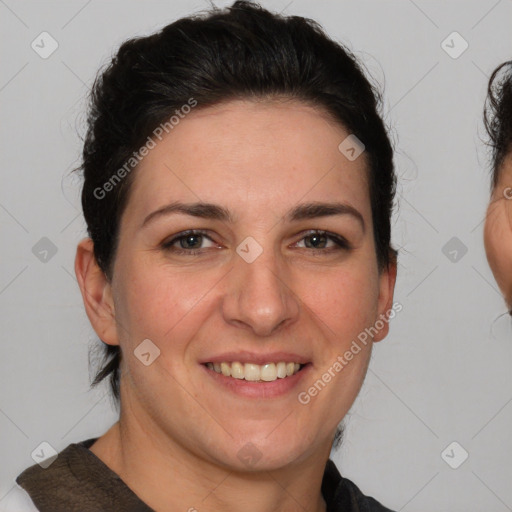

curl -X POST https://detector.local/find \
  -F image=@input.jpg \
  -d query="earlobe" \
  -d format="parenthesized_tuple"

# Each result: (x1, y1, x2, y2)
(74, 237, 119, 346)
(373, 257, 398, 343)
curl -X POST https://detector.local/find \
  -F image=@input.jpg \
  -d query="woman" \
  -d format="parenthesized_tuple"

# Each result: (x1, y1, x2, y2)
(8, 2, 398, 510)
(484, 61, 512, 308)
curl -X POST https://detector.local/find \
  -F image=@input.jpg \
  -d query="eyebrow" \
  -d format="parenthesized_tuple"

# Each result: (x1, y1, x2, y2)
(141, 200, 365, 232)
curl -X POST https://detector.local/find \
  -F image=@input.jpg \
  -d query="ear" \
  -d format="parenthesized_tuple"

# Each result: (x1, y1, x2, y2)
(74, 237, 119, 346)
(373, 253, 398, 343)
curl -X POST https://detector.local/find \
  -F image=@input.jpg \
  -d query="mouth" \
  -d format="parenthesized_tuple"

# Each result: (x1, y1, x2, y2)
(203, 361, 306, 382)
(199, 352, 312, 398)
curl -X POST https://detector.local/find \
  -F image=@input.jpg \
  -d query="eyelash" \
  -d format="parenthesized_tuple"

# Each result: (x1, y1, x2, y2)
(161, 229, 351, 256)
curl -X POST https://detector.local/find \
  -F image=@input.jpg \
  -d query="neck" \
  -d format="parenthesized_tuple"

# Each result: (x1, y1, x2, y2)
(90, 415, 330, 512)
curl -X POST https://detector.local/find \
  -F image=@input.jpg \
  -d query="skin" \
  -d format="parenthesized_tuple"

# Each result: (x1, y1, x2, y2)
(484, 154, 512, 309)
(75, 99, 397, 512)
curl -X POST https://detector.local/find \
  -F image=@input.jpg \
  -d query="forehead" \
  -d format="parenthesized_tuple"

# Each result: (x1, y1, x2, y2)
(126, 99, 371, 221)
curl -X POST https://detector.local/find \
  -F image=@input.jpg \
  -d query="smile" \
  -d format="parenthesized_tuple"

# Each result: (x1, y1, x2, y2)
(205, 361, 304, 382)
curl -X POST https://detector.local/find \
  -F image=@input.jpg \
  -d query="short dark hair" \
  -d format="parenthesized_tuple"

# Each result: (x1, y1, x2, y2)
(484, 60, 512, 188)
(77, 1, 396, 423)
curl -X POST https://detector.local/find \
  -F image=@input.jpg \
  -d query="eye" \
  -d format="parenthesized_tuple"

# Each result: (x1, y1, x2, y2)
(294, 230, 350, 251)
(161, 230, 219, 255)
(161, 229, 351, 256)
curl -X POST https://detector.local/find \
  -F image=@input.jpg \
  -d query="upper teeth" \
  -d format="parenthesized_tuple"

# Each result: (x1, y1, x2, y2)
(206, 361, 301, 381)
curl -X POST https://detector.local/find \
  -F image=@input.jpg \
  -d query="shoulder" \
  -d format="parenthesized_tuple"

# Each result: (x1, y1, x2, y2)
(13, 438, 100, 511)
(0, 485, 40, 512)
(323, 459, 395, 512)
(13, 437, 154, 512)
(340, 476, 396, 512)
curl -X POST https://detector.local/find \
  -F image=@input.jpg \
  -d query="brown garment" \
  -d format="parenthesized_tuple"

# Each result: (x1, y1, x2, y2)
(16, 438, 394, 512)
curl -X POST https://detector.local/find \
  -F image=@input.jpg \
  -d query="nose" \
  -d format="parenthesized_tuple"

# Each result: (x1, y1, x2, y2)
(221, 246, 300, 337)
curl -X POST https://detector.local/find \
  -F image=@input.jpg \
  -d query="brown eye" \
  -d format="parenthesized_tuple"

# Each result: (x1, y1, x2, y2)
(178, 234, 204, 249)
(303, 233, 328, 249)
(162, 230, 218, 254)
(295, 230, 350, 251)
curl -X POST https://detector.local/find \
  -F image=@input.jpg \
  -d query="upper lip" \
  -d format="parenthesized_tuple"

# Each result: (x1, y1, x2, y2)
(200, 351, 310, 365)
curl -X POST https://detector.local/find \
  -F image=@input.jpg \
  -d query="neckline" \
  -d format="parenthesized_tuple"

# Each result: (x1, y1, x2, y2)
(68, 437, 154, 510)
(73, 437, 344, 510)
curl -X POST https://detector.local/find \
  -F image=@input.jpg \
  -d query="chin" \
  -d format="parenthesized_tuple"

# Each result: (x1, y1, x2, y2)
(193, 428, 304, 472)
(214, 430, 320, 472)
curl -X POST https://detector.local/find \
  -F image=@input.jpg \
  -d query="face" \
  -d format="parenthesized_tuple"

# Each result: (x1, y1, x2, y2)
(80, 99, 396, 471)
(485, 154, 512, 309)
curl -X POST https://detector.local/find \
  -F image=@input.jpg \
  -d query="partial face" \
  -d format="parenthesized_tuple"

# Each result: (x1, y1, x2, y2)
(485, 154, 512, 309)
(106, 99, 395, 470)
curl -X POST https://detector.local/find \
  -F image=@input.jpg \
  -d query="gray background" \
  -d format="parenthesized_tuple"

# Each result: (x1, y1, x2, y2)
(1, 1, 511, 510)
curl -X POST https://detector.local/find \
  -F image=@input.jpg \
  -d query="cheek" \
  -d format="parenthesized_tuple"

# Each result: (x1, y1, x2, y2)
(295, 262, 380, 334)
(113, 264, 217, 412)
(114, 261, 218, 346)
(485, 202, 512, 304)
(295, 270, 375, 435)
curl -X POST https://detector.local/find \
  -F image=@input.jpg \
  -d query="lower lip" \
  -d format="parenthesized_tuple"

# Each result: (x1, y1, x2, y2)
(201, 363, 312, 399)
